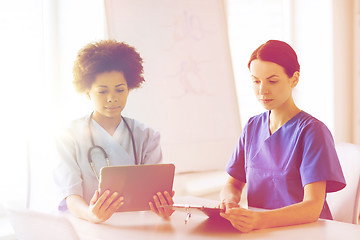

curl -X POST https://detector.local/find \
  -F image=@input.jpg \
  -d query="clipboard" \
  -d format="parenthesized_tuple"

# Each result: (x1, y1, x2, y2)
(161, 204, 224, 218)
(99, 164, 175, 212)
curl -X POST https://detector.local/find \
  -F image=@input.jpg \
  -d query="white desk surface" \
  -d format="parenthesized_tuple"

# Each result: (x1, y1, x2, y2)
(68, 197, 360, 240)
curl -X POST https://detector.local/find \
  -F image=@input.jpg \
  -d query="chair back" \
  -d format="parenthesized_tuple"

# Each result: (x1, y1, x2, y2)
(327, 143, 360, 224)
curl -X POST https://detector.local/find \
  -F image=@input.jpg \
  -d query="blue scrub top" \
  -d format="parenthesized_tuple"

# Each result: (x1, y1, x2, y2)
(226, 111, 346, 219)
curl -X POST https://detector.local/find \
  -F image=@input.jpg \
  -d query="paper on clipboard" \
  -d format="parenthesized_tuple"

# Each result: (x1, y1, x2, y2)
(161, 204, 224, 218)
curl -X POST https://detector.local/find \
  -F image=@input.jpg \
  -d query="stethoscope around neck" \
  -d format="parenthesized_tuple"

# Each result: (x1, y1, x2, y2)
(87, 112, 139, 181)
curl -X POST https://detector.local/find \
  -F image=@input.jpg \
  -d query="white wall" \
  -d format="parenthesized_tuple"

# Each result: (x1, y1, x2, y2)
(105, 0, 241, 173)
(353, 0, 360, 145)
(333, 0, 355, 143)
(291, 0, 334, 131)
(227, 0, 289, 126)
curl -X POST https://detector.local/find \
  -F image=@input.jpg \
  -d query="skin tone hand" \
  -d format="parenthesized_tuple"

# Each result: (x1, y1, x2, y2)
(66, 190, 124, 223)
(220, 199, 240, 210)
(220, 208, 261, 233)
(219, 176, 244, 211)
(149, 190, 175, 219)
(87, 190, 124, 223)
(219, 181, 326, 232)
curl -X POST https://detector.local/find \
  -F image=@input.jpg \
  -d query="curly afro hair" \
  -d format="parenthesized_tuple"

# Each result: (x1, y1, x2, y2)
(73, 40, 145, 93)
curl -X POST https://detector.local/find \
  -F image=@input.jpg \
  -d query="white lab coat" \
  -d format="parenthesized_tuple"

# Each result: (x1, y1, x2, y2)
(53, 114, 162, 210)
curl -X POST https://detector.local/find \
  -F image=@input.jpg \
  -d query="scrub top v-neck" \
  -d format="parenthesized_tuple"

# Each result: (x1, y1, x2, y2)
(226, 111, 346, 219)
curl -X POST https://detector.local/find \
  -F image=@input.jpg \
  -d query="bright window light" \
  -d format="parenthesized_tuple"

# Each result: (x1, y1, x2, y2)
(0, 0, 105, 210)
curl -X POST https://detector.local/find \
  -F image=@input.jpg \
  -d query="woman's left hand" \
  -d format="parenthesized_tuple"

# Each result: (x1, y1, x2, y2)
(220, 207, 261, 233)
(149, 190, 175, 219)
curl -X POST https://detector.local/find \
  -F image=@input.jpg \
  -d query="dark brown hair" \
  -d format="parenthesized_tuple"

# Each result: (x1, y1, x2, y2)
(248, 40, 300, 77)
(73, 40, 145, 93)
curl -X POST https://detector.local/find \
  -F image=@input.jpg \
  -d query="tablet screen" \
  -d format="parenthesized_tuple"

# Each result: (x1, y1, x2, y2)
(99, 164, 175, 212)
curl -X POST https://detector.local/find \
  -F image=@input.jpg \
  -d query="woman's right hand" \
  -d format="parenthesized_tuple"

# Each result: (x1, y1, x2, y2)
(87, 190, 124, 223)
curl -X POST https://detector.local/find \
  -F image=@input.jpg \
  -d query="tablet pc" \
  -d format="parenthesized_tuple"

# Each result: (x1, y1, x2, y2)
(99, 164, 175, 212)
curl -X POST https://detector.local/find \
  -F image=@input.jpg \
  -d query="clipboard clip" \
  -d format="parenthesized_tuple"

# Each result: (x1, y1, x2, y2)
(184, 205, 191, 224)
(184, 212, 191, 224)
(161, 204, 192, 224)
(161, 204, 224, 223)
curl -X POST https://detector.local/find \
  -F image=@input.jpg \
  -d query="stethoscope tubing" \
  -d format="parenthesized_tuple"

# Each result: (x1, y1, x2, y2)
(87, 112, 138, 181)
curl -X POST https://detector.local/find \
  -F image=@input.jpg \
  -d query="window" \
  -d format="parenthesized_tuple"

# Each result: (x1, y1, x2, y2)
(0, 0, 105, 211)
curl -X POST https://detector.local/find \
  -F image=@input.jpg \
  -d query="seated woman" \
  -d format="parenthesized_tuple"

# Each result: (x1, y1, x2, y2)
(54, 40, 174, 223)
(220, 40, 346, 232)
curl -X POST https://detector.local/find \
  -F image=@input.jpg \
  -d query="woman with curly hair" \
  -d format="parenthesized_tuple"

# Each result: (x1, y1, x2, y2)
(54, 40, 173, 223)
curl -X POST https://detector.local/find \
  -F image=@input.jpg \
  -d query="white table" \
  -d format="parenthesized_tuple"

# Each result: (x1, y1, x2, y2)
(69, 209, 360, 240)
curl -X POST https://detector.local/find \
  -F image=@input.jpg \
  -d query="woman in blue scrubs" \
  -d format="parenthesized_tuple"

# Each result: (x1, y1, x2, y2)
(220, 40, 346, 232)
(54, 40, 174, 223)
